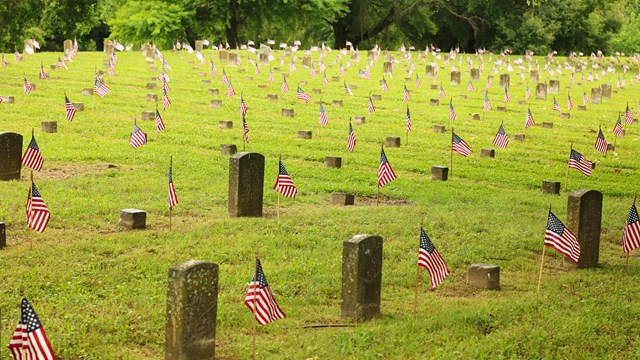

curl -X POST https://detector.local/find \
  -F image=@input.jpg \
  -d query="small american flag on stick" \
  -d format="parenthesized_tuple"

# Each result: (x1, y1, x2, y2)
(418, 227, 449, 289)
(569, 148, 592, 176)
(8, 298, 56, 359)
(65, 95, 76, 121)
(244, 258, 286, 325)
(378, 146, 397, 188)
(26, 181, 51, 233)
(545, 211, 580, 263)
(274, 160, 297, 198)
(624, 200, 640, 253)
(21, 133, 44, 171)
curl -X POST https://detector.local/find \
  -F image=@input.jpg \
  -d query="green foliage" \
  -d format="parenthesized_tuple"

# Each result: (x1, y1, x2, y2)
(610, 12, 640, 54)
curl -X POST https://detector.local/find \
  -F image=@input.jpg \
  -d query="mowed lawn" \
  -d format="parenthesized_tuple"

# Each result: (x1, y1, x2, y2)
(0, 48, 640, 359)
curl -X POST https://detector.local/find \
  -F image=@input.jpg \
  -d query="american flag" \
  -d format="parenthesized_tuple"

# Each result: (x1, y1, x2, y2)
(368, 96, 376, 113)
(21, 135, 44, 171)
(339, 63, 344, 76)
(23, 78, 32, 95)
(130, 123, 147, 148)
(108, 61, 115, 77)
(281, 76, 289, 93)
(255, 63, 260, 75)
(553, 97, 561, 112)
(347, 122, 356, 152)
(583, 91, 588, 106)
(26, 182, 51, 233)
(163, 89, 171, 109)
(405, 106, 412, 132)
(504, 87, 511, 103)
(403, 85, 410, 102)
(15, 49, 21, 62)
(269, 69, 275, 84)
(155, 108, 165, 134)
(467, 80, 474, 93)
(381, 77, 389, 93)
(221, 69, 228, 85)
(569, 149, 592, 176)
(57, 57, 67, 70)
(159, 69, 170, 83)
(486, 77, 492, 89)
(418, 228, 449, 289)
(210, 60, 217, 79)
(358, 70, 369, 79)
(483, 92, 491, 112)
(274, 161, 297, 197)
(567, 94, 573, 111)
(240, 96, 248, 117)
(439, 85, 446, 99)
(525, 108, 535, 128)
(8, 298, 56, 359)
(614, 114, 624, 137)
(39, 63, 47, 79)
(525, 84, 531, 100)
(65, 95, 76, 121)
(378, 147, 397, 188)
(449, 99, 456, 121)
(244, 258, 286, 325)
(545, 211, 581, 263)
(289, 59, 296, 72)
(323, 72, 328, 87)
(296, 87, 310, 103)
(625, 104, 634, 124)
(227, 81, 236, 97)
(94, 75, 110, 98)
(595, 128, 607, 154)
(318, 103, 328, 125)
(623, 202, 640, 253)
(415, 74, 421, 88)
(452, 131, 472, 157)
(1, 54, 6, 68)
(163, 57, 171, 70)
(344, 82, 353, 96)
(493, 124, 509, 148)
(162, 78, 170, 94)
(168, 160, 178, 208)
(310, 65, 317, 77)
(242, 117, 249, 143)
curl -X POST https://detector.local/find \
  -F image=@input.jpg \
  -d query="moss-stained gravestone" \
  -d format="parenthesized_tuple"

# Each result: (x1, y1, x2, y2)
(165, 260, 218, 360)
(341, 234, 383, 321)
(565, 189, 603, 269)
(228, 152, 264, 217)
(0, 132, 22, 181)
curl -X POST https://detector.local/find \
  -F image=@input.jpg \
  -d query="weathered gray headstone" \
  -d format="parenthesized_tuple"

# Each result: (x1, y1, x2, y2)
(81, 88, 94, 96)
(470, 68, 480, 80)
(578, 105, 587, 111)
(228, 152, 264, 217)
(118, 209, 146, 229)
(450, 71, 461, 85)
(97, 69, 107, 76)
(297, 130, 312, 139)
(548, 80, 560, 94)
(371, 94, 382, 101)
(267, 94, 278, 101)
(542, 180, 561, 195)
(208, 88, 219, 96)
(425, 65, 436, 77)
(471, 113, 481, 120)
(499, 73, 510, 88)
(0, 132, 22, 181)
(141, 111, 155, 121)
(244, 76, 253, 81)
(591, 88, 602, 104)
(565, 189, 603, 269)
(49, 64, 57, 70)
(607, 143, 615, 151)
(535, 83, 547, 100)
(600, 83, 612, 98)
(324, 156, 342, 168)
(41, 121, 57, 133)
(354, 116, 365, 124)
(480, 149, 495, 158)
(146, 94, 158, 102)
(349, 84, 357, 90)
(282, 108, 294, 117)
(0, 222, 5, 249)
(201, 79, 210, 85)
(430, 166, 448, 181)
(258, 53, 268, 66)
(228, 53, 239, 66)
(218, 121, 233, 129)
(467, 264, 500, 290)
(514, 134, 526, 141)
(517, 100, 526, 105)
(332, 193, 354, 206)
(103, 40, 114, 55)
(496, 106, 506, 112)
(312, 88, 322, 95)
(333, 100, 343, 107)
(341, 234, 383, 321)
(2, 97, 15, 104)
(195, 40, 203, 52)
(210, 100, 222, 109)
(429, 99, 439, 106)
(430, 84, 438, 90)
(219, 50, 229, 62)
(383, 62, 393, 74)
(72, 102, 84, 111)
(165, 260, 218, 360)
(146, 83, 157, 90)
(560, 113, 570, 119)
(63, 40, 73, 53)
(385, 137, 400, 148)
(220, 144, 237, 156)
(433, 125, 446, 133)
(302, 56, 312, 68)
(332, 76, 340, 82)
(530, 70, 539, 82)
(542, 122, 553, 129)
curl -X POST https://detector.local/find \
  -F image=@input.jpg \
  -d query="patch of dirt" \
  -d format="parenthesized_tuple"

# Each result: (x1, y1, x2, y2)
(22, 163, 120, 181)
(354, 196, 414, 206)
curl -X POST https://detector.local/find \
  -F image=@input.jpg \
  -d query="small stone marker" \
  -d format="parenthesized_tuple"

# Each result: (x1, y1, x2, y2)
(470, 68, 480, 80)
(146, 83, 157, 90)
(49, 64, 57, 70)
(541, 180, 560, 195)
(208, 88, 219, 96)
(118, 209, 146, 229)
(467, 264, 500, 290)
(517, 100, 526, 105)
(312, 88, 322, 95)
(219, 50, 228, 62)
(98, 69, 106, 76)
(228, 152, 264, 217)
(514, 134, 526, 141)
(600, 83, 612, 98)
(0, 132, 22, 181)
(282, 108, 294, 117)
(429, 99, 439, 106)
(385, 137, 400, 148)
(548, 80, 560, 94)
(578, 105, 587, 111)
(349, 84, 357, 90)
(471, 113, 481, 120)
(218, 121, 233, 129)
(341, 234, 383, 321)
(430, 166, 448, 181)
(354, 116, 365, 124)
(480, 149, 495, 158)
(450, 71, 461, 85)
(566, 189, 603, 269)
(332, 76, 340, 82)
(0, 222, 5, 249)
(333, 100, 343, 107)
(607, 143, 615, 151)
(590, 88, 602, 104)
(220, 144, 237, 156)
(297, 130, 312, 139)
(433, 125, 446, 133)
(542, 122, 553, 128)
(2, 96, 15, 104)
(496, 106, 506, 112)
(81, 88, 94, 96)
(535, 83, 547, 100)
(210, 100, 222, 109)
(165, 260, 218, 360)
(146, 94, 158, 102)
(324, 156, 342, 168)
(201, 79, 210, 85)
(430, 84, 438, 90)
(267, 94, 278, 100)
(560, 113, 570, 119)
(332, 193, 354, 206)
(425, 64, 436, 77)
(141, 111, 155, 121)
(499, 73, 510, 88)
(257, 84, 267, 89)
(371, 94, 382, 101)
(41, 121, 57, 133)
(530, 70, 539, 82)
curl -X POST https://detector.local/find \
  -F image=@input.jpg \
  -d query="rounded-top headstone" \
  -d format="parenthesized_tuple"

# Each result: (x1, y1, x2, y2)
(565, 189, 603, 269)
(0, 132, 23, 181)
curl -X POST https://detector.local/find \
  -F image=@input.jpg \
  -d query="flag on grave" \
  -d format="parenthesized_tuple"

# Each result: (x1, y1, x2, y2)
(483, 92, 491, 112)
(21, 134, 43, 171)
(130, 123, 147, 148)
(296, 87, 310, 103)
(525, 108, 535, 128)
(406, 106, 412, 132)
(493, 124, 509, 148)
(25, 182, 51, 233)
(625, 103, 634, 125)
(318, 103, 328, 126)
(227, 81, 236, 97)
(569, 149, 592, 176)
(347, 122, 356, 152)
(155, 108, 165, 134)
(545, 211, 580, 263)
(368, 96, 375, 113)
(94, 74, 110, 98)
(240, 96, 248, 117)
(244, 258, 286, 325)
(595, 128, 607, 154)
(403, 85, 410, 102)
(23, 78, 32, 95)
(381, 77, 389, 93)
(65, 96, 76, 122)
(449, 99, 456, 121)
(452, 132, 471, 157)
(553, 97, 561, 112)
(418, 228, 449, 289)
(613, 115, 624, 138)
(242, 117, 249, 143)
(281, 76, 289, 93)
(504, 87, 511, 103)
(8, 298, 56, 359)
(623, 202, 640, 253)
(274, 161, 297, 198)
(378, 147, 397, 188)
(168, 161, 178, 208)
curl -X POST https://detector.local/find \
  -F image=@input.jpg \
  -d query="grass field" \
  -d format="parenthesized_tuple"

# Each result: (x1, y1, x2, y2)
(1, 48, 640, 359)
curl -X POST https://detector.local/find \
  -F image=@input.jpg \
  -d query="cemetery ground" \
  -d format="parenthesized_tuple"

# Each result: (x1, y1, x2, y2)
(1, 50, 640, 358)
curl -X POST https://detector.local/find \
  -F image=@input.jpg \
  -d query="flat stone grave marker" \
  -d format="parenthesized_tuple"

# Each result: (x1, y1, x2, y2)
(514, 134, 526, 141)
(542, 180, 560, 195)
(208, 88, 219, 96)
(2, 96, 15, 104)
(542, 122, 553, 128)
(333, 100, 343, 107)
(141, 111, 155, 120)
(267, 94, 278, 101)
(282, 108, 294, 117)
(218, 121, 233, 129)
(480, 149, 495, 158)
(468, 264, 500, 290)
(118, 209, 146, 229)
(220, 144, 237, 156)
(332, 193, 354, 206)
(430, 166, 448, 181)
(429, 99, 439, 106)
(146, 94, 158, 102)
(433, 125, 446, 133)
(371, 94, 382, 101)
(81, 88, 94, 96)
(548, 80, 560, 94)
(324, 156, 342, 168)
(146, 83, 157, 90)
(72, 103, 84, 111)
(210, 100, 222, 109)
(354, 116, 365, 124)
(297, 130, 312, 139)
(385, 137, 400, 147)
(41, 121, 57, 133)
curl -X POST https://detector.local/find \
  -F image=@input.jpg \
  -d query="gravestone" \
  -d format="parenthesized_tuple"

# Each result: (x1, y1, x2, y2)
(72, 103, 84, 111)
(517, 100, 526, 105)
(371, 94, 382, 101)
(341, 234, 383, 321)
(219, 50, 229, 62)
(201, 79, 210, 85)
(430, 166, 448, 181)
(41, 121, 57, 133)
(349, 84, 357, 90)
(332, 193, 354, 206)
(514, 134, 526, 141)
(103, 40, 114, 55)
(244, 76, 253, 81)
(49, 64, 57, 70)
(530, 70, 539, 82)
(607, 143, 615, 151)
(312, 89, 322, 95)
(324, 156, 342, 168)
(332, 76, 340, 82)
(208, 89, 219, 96)
(165, 260, 218, 360)
(228, 53, 238, 66)
(63, 40, 73, 53)
(0, 132, 22, 181)
(383, 62, 393, 74)
(450, 71, 461, 85)
(480, 149, 495, 158)
(282, 108, 294, 117)
(459, 95, 467, 100)
(433, 125, 446, 133)
(2, 97, 15, 104)
(228, 152, 264, 217)
(118, 209, 146, 229)
(210, 100, 222, 109)
(590, 88, 602, 104)
(467, 264, 500, 290)
(81, 88, 94, 96)
(429, 99, 439, 106)
(548, 80, 560, 94)
(578, 105, 587, 111)
(0, 222, 5, 249)
(258, 53, 268, 66)
(499, 73, 510, 88)
(220, 144, 237, 156)
(535, 83, 547, 100)
(565, 189, 603, 269)
(542, 122, 553, 129)
(141, 111, 155, 121)
(146, 83, 157, 90)
(195, 40, 203, 52)
(302, 56, 312, 68)
(471, 113, 481, 120)
(430, 84, 438, 90)
(560, 113, 570, 119)
(542, 180, 560, 195)
(218, 121, 233, 129)
(600, 84, 612, 98)
(267, 94, 278, 101)
(385, 137, 400, 148)
(425, 65, 436, 77)
(332, 100, 343, 107)
(354, 116, 365, 124)
(297, 130, 312, 139)
(496, 106, 506, 112)
(146, 94, 158, 102)
(470, 68, 480, 80)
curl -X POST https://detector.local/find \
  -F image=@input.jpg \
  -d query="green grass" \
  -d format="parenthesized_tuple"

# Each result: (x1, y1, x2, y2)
(1, 49, 640, 359)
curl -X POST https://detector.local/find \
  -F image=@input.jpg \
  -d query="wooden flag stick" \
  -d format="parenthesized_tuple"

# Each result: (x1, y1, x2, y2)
(169, 155, 173, 231)
(537, 245, 547, 292)
(565, 143, 572, 193)
(252, 248, 259, 360)
(29, 171, 34, 250)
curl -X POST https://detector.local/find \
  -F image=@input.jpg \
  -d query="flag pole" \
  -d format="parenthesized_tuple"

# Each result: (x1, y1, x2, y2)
(614, 113, 620, 149)
(252, 247, 259, 360)
(406, 105, 409, 146)
(134, 119, 137, 166)
(29, 171, 34, 250)
(156, 106, 159, 141)
(414, 216, 424, 320)
(377, 144, 382, 207)
(169, 155, 173, 231)
(538, 206, 551, 292)
(277, 155, 281, 218)
(628, 194, 637, 271)
(565, 143, 572, 192)
(450, 127, 454, 178)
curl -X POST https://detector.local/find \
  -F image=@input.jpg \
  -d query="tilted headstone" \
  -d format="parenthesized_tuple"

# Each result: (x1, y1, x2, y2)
(341, 234, 383, 321)
(535, 83, 547, 100)
(332, 193, 354, 206)
(548, 80, 560, 94)
(385, 137, 400, 148)
(467, 264, 500, 289)
(430, 166, 448, 181)
(228, 152, 264, 217)
(542, 180, 561, 195)
(165, 260, 218, 360)
(470, 68, 480, 80)
(565, 189, 603, 269)
(530, 70, 539, 82)
(41, 121, 57, 133)
(324, 156, 342, 168)
(0, 132, 22, 181)
(591, 88, 602, 104)
(600, 83, 612, 98)
(0, 222, 5, 249)
(118, 209, 146, 229)
(499, 73, 510, 88)
(450, 71, 461, 85)
(297, 130, 312, 139)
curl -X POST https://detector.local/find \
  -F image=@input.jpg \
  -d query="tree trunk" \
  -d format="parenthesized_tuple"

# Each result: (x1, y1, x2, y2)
(226, 0, 239, 48)
(332, 21, 347, 49)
